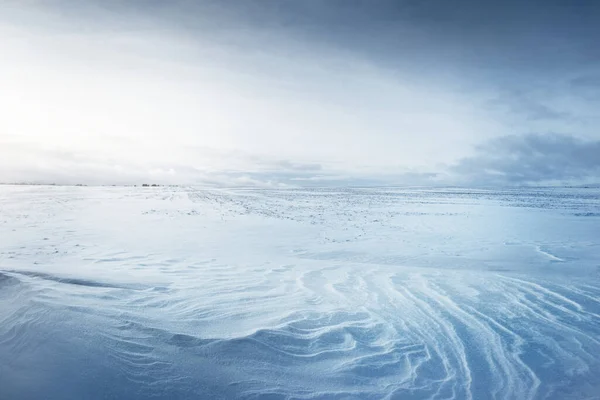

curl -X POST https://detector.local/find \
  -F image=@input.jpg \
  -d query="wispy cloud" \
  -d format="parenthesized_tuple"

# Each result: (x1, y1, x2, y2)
(488, 90, 571, 122)
(450, 133, 600, 185)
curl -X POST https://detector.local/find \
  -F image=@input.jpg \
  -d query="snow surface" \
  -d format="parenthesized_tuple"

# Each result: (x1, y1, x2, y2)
(1, 185, 599, 399)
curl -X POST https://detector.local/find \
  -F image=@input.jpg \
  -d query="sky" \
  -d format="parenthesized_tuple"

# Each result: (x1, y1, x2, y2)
(1, 0, 599, 186)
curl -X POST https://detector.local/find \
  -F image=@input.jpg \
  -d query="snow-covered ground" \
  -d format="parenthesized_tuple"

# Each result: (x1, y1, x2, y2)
(1, 185, 599, 399)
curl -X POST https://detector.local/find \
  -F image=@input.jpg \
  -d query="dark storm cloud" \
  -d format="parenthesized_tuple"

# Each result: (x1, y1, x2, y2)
(451, 133, 600, 185)
(32, 0, 600, 76)
(242, 0, 597, 80)
(7, 0, 599, 103)
(49, 0, 599, 117)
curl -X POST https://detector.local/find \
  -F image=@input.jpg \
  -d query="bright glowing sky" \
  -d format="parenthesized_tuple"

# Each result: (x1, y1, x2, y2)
(1, 1, 599, 186)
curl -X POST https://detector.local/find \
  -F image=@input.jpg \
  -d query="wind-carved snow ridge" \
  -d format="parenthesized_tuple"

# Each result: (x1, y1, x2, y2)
(0, 185, 599, 399)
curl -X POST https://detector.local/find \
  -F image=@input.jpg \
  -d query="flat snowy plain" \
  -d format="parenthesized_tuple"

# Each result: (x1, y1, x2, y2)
(1, 185, 599, 400)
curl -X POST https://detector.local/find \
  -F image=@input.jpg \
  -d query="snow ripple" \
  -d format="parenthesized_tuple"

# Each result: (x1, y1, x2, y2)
(1, 186, 599, 399)
(1, 265, 599, 399)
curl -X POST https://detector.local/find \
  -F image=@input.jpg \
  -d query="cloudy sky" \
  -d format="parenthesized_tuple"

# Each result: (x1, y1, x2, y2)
(1, 0, 599, 186)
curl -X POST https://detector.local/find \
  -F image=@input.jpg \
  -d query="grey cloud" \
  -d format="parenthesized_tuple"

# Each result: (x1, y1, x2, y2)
(0, 139, 327, 187)
(17, 1, 599, 84)
(488, 90, 570, 122)
(269, 160, 323, 172)
(451, 133, 600, 185)
(4, 133, 598, 187)
(569, 74, 600, 101)
(570, 75, 600, 88)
